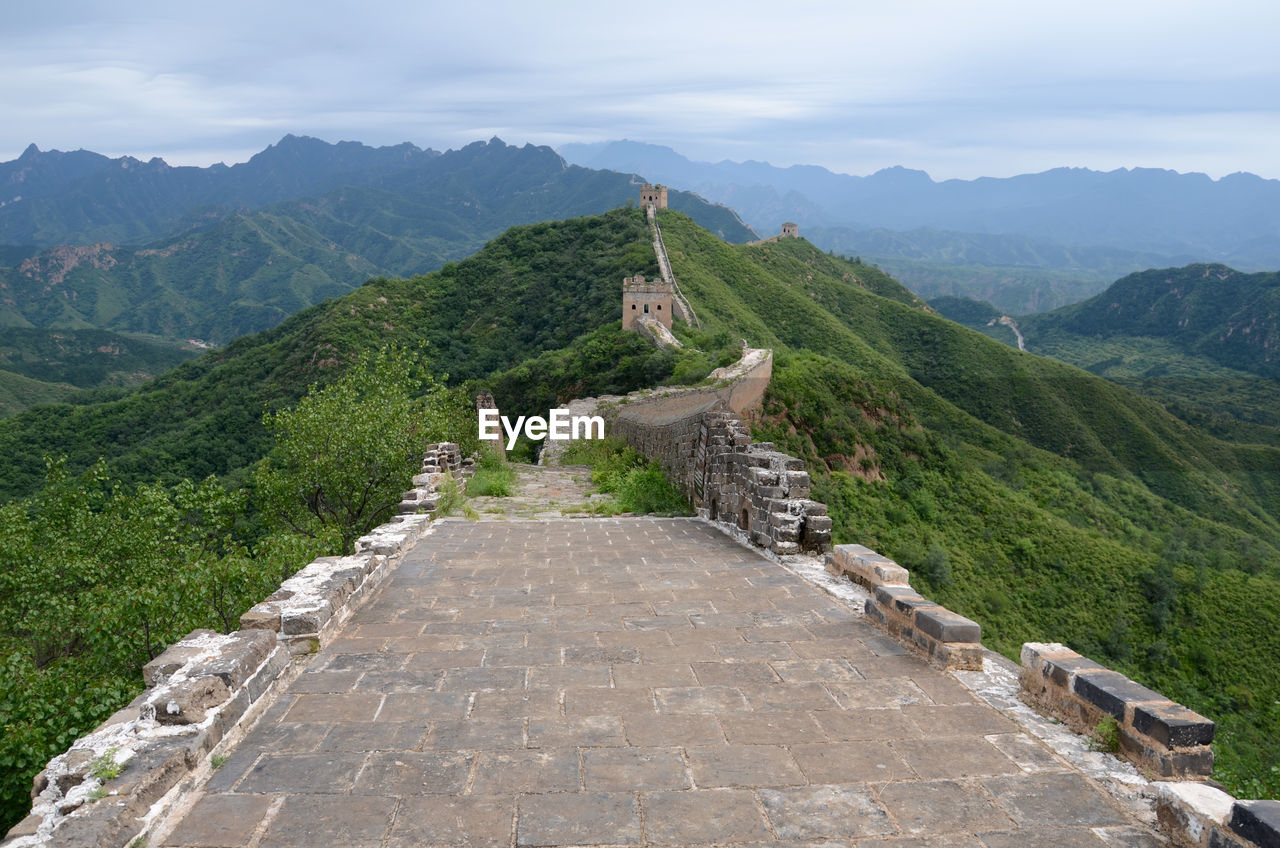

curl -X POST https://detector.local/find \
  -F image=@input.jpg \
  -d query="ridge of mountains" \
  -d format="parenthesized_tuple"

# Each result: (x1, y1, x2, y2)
(0, 207, 1275, 800)
(0, 135, 754, 252)
(0, 134, 444, 246)
(1024, 263, 1280, 375)
(0, 137, 754, 412)
(560, 139, 1280, 273)
(929, 263, 1280, 454)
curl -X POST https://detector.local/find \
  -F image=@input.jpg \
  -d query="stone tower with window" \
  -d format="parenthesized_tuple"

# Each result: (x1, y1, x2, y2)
(639, 184, 668, 209)
(622, 275, 673, 330)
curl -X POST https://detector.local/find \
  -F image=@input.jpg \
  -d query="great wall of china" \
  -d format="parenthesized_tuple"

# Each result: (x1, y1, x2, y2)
(5, 195, 1277, 847)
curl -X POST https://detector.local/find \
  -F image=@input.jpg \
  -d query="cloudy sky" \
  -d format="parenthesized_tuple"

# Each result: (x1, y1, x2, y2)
(4, 0, 1278, 180)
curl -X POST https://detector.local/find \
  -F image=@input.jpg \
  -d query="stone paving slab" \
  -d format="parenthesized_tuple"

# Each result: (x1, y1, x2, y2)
(158, 517, 1167, 847)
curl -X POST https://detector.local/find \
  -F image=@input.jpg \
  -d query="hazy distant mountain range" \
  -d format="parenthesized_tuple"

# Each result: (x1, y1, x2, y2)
(0, 136, 755, 414)
(0, 136, 753, 345)
(560, 139, 1280, 272)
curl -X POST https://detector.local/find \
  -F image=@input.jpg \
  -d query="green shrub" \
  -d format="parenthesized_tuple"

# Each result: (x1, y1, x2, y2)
(616, 464, 690, 516)
(434, 473, 463, 517)
(562, 437, 690, 516)
(1093, 715, 1122, 754)
(467, 447, 515, 497)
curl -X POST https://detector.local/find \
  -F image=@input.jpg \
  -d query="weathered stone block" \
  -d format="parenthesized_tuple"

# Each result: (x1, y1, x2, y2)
(148, 676, 230, 725)
(112, 741, 192, 812)
(784, 469, 810, 488)
(805, 515, 833, 533)
(239, 605, 280, 632)
(931, 642, 985, 671)
(1211, 830, 1252, 848)
(914, 608, 981, 643)
(1159, 746, 1215, 778)
(281, 603, 332, 635)
(142, 630, 219, 686)
(1043, 655, 1107, 689)
(801, 528, 831, 553)
(286, 635, 321, 656)
(186, 629, 276, 691)
(1230, 800, 1280, 848)
(5, 812, 41, 839)
(798, 499, 827, 516)
(209, 687, 252, 751)
(1132, 701, 1216, 747)
(892, 595, 939, 619)
(874, 585, 921, 608)
(246, 646, 290, 703)
(1072, 670, 1165, 720)
(45, 808, 126, 846)
(768, 511, 801, 531)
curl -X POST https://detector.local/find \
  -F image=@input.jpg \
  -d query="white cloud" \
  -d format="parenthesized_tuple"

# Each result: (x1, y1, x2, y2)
(2, 0, 1279, 178)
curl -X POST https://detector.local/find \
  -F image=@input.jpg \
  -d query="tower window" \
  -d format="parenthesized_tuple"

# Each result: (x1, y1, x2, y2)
(643, 303, 650, 314)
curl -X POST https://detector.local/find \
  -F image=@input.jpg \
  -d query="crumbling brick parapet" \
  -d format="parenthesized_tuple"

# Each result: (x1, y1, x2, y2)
(825, 543, 982, 671)
(1020, 642, 1216, 779)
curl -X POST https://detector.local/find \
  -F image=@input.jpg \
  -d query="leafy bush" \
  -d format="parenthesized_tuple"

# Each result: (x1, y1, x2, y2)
(467, 447, 516, 498)
(253, 346, 470, 551)
(563, 437, 690, 516)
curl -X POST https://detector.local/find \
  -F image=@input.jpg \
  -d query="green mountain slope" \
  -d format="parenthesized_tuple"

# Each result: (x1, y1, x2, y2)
(0, 208, 663, 497)
(1010, 264, 1280, 448)
(0, 325, 195, 383)
(0, 369, 80, 416)
(647, 211, 1280, 795)
(0, 207, 1275, 795)
(1024, 264, 1280, 378)
(875, 257, 1113, 315)
(0, 140, 753, 347)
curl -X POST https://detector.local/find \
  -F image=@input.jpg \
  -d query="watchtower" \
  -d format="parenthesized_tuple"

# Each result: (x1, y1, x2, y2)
(781, 222, 799, 238)
(639, 184, 668, 210)
(622, 274, 673, 330)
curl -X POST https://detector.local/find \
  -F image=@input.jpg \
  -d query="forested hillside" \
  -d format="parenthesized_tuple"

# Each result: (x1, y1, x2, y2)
(0, 138, 753, 413)
(0, 209, 665, 499)
(1023, 264, 1280, 378)
(1, 207, 1276, 817)
(0, 138, 753, 347)
(646, 211, 1280, 798)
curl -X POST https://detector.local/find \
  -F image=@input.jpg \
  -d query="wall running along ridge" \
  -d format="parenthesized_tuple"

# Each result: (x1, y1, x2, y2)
(606, 349, 831, 557)
(2, 445, 469, 848)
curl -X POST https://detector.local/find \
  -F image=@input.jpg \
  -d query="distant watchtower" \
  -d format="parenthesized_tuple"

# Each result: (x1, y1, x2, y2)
(639, 184, 668, 210)
(622, 274, 673, 330)
(781, 222, 799, 238)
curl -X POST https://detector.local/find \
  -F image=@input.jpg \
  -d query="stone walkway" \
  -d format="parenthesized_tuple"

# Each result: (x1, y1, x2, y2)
(159, 518, 1167, 847)
(467, 463, 606, 521)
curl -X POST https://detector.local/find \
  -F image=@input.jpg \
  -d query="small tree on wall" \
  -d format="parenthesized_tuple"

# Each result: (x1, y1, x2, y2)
(253, 345, 469, 551)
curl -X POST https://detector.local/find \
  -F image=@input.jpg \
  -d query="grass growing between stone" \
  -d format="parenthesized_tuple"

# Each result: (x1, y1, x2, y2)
(466, 446, 516, 498)
(561, 437, 691, 516)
